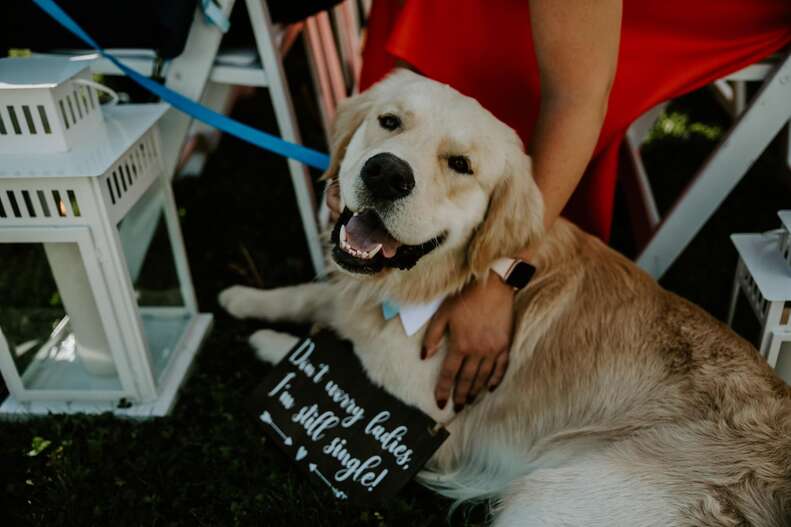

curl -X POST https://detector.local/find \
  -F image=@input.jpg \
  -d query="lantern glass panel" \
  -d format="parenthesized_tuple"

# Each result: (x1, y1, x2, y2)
(0, 242, 122, 392)
(117, 187, 190, 383)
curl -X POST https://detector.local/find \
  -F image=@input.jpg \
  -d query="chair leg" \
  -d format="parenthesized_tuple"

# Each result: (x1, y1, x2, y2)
(760, 302, 784, 359)
(766, 329, 785, 369)
(786, 121, 791, 171)
(623, 103, 666, 248)
(733, 80, 747, 116)
(334, 0, 363, 90)
(179, 82, 235, 177)
(247, 0, 325, 277)
(304, 16, 336, 135)
(316, 11, 347, 105)
(636, 51, 791, 279)
(158, 0, 237, 180)
(116, 1, 235, 300)
(726, 261, 742, 326)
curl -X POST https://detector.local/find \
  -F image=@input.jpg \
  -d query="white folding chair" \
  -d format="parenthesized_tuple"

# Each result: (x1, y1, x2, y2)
(303, 0, 366, 135)
(44, 0, 326, 275)
(625, 50, 791, 279)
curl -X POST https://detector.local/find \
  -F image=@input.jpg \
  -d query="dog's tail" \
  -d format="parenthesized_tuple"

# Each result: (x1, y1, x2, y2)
(417, 463, 521, 507)
(416, 439, 538, 514)
(416, 423, 636, 511)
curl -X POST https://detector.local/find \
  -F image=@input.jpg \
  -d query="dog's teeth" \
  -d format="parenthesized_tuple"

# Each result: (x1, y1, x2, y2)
(340, 224, 347, 243)
(369, 244, 382, 257)
(353, 212, 359, 217)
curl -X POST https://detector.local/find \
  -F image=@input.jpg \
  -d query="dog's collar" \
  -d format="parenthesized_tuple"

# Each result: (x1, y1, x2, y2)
(381, 295, 446, 336)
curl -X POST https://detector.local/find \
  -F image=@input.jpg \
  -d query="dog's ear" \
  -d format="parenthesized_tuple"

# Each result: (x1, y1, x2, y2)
(466, 151, 544, 277)
(320, 92, 372, 182)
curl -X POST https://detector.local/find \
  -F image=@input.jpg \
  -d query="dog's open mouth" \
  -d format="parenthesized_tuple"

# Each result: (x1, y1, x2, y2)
(330, 208, 445, 274)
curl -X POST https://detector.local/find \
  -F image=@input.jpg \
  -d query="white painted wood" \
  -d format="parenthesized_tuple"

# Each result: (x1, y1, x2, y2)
(157, 161, 200, 314)
(158, 0, 237, 179)
(728, 218, 791, 377)
(732, 233, 791, 302)
(726, 259, 742, 326)
(38, 0, 327, 276)
(317, 11, 348, 105)
(725, 62, 775, 82)
(46, 50, 271, 87)
(0, 104, 166, 179)
(0, 96, 211, 415)
(334, 0, 363, 91)
(779, 211, 791, 234)
(0, 57, 104, 154)
(622, 103, 666, 247)
(304, 16, 336, 134)
(44, 242, 115, 376)
(0, 314, 212, 418)
(0, 227, 139, 402)
(769, 329, 791, 382)
(246, 0, 325, 276)
(636, 51, 791, 278)
(210, 63, 268, 86)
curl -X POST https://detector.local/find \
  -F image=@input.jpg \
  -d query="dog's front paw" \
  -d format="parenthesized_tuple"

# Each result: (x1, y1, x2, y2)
(218, 285, 260, 319)
(249, 329, 299, 364)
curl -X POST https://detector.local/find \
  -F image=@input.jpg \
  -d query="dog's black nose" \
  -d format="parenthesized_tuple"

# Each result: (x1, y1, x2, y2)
(360, 153, 415, 201)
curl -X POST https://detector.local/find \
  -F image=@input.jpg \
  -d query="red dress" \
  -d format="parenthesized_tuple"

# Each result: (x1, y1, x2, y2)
(359, 0, 791, 241)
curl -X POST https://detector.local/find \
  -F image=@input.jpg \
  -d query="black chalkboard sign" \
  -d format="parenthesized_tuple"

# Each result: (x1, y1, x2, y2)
(249, 331, 449, 504)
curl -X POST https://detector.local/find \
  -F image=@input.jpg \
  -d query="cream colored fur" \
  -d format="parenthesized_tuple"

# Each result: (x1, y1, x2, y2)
(219, 70, 791, 526)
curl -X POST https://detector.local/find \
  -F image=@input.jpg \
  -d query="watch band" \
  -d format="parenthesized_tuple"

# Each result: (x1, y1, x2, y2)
(491, 257, 535, 290)
(491, 257, 517, 282)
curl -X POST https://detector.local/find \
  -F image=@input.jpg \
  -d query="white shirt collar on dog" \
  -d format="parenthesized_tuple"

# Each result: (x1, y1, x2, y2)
(382, 295, 447, 336)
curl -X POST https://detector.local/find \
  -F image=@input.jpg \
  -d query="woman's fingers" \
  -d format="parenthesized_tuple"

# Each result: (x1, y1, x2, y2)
(469, 357, 495, 401)
(489, 351, 509, 391)
(452, 357, 481, 411)
(434, 349, 464, 410)
(422, 302, 450, 360)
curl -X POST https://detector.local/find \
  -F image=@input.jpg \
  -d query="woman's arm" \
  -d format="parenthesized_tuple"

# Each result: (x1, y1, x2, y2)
(425, 0, 623, 412)
(526, 0, 622, 233)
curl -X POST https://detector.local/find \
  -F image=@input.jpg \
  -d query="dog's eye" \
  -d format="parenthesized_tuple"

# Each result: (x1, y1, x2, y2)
(448, 155, 473, 175)
(378, 114, 401, 131)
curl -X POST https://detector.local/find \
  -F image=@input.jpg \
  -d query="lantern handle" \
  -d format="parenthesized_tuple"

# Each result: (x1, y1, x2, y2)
(71, 78, 119, 107)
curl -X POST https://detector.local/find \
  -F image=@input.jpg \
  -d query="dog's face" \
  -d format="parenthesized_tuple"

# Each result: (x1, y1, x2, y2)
(328, 70, 543, 280)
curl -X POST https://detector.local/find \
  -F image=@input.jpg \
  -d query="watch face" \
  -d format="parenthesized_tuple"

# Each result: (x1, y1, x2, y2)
(507, 261, 536, 289)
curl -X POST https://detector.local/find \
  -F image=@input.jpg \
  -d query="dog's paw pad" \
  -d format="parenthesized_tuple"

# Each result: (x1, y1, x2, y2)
(249, 329, 298, 364)
(218, 285, 256, 319)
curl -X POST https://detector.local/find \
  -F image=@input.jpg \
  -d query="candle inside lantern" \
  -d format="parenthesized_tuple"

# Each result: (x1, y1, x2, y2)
(44, 243, 115, 376)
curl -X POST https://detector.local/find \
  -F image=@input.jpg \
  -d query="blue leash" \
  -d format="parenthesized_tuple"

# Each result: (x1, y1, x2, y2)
(31, 0, 331, 172)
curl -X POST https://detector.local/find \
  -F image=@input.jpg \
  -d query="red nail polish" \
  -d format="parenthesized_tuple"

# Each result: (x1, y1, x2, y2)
(420, 347, 427, 360)
(437, 399, 447, 409)
(454, 403, 465, 413)
(489, 383, 499, 392)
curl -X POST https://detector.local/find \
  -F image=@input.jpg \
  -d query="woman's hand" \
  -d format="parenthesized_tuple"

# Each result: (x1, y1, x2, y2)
(423, 274, 515, 412)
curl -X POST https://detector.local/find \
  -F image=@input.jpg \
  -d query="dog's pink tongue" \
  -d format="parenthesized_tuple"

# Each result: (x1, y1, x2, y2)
(345, 213, 401, 257)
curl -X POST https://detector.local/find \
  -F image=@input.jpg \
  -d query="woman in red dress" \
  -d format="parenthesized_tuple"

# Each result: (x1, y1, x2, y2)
(330, 0, 791, 411)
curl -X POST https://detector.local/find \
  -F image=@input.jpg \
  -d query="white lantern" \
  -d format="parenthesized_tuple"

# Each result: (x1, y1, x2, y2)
(728, 210, 791, 384)
(0, 57, 212, 416)
(0, 56, 104, 154)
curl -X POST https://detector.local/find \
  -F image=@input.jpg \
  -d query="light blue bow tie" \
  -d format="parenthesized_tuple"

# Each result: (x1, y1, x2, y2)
(382, 299, 400, 320)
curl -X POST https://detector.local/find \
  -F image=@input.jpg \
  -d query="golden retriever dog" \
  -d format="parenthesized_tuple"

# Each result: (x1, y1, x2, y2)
(219, 70, 791, 526)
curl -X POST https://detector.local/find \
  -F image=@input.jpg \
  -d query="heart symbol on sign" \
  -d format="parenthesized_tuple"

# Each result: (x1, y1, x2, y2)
(296, 446, 308, 461)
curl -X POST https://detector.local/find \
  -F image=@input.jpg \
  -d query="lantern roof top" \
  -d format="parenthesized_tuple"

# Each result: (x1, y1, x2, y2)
(0, 104, 167, 179)
(0, 56, 89, 89)
(732, 233, 791, 302)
